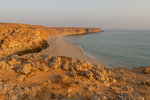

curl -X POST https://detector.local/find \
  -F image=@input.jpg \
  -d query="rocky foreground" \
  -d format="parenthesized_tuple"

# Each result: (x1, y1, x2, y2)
(0, 54, 150, 100)
(0, 23, 150, 100)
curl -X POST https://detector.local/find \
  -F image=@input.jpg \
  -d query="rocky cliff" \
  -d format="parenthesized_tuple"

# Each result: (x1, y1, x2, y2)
(0, 23, 49, 57)
(0, 23, 102, 57)
(46, 27, 102, 36)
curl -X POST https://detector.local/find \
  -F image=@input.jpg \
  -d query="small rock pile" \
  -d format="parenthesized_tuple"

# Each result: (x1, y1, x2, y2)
(0, 54, 112, 82)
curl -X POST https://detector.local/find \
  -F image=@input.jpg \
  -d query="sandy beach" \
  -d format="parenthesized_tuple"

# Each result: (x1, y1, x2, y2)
(41, 36, 102, 65)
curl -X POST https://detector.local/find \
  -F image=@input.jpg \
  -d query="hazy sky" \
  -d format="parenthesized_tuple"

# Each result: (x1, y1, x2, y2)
(0, 0, 150, 30)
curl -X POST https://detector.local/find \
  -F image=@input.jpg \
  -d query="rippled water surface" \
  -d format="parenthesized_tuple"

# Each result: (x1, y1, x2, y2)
(67, 30, 150, 68)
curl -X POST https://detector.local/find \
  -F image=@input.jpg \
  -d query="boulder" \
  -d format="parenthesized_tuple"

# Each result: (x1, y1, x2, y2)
(38, 64, 49, 72)
(17, 75, 26, 81)
(0, 61, 9, 69)
(49, 57, 62, 69)
(61, 61, 70, 70)
(143, 66, 150, 74)
(141, 79, 150, 86)
(20, 63, 32, 75)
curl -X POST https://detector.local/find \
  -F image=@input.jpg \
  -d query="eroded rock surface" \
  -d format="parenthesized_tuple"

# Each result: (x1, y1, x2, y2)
(0, 54, 148, 100)
(0, 23, 49, 57)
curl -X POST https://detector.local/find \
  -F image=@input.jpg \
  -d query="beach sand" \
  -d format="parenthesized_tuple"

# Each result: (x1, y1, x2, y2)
(40, 36, 102, 65)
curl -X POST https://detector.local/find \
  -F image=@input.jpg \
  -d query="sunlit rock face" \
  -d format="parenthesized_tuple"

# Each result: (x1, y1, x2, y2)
(0, 23, 48, 57)
(46, 27, 102, 35)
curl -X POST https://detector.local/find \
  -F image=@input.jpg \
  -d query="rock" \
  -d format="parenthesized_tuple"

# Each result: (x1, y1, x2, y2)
(27, 72, 35, 77)
(122, 78, 126, 81)
(99, 74, 106, 81)
(71, 58, 77, 63)
(102, 81, 110, 87)
(91, 96, 101, 100)
(141, 79, 150, 86)
(46, 80, 52, 84)
(49, 62, 61, 69)
(95, 74, 106, 81)
(17, 75, 26, 81)
(9, 58, 20, 65)
(67, 88, 72, 93)
(20, 63, 32, 75)
(86, 86, 94, 91)
(84, 71, 94, 80)
(67, 71, 77, 78)
(61, 61, 70, 70)
(74, 65, 83, 71)
(61, 75, 69, 82)
(49, 57, 62, 69)
(144, 67, 150, 74)
(81, 61, 93, 70)
(66, 93, 71, 98)
(69, 66, 75, 71)
(10, 95, 18, 100)
(38, 64, 49, 72)
(52, 57, 61, 63)
(100, 96, 108, 100)
(0, 83, 14, 95)
(116, 93, 144, 100)
(111, 79, 117, 83)
(0, 61, 9, 69)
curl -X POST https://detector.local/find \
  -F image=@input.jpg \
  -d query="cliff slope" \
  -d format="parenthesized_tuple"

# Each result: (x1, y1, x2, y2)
(46, 27, 102, 35)
(0, 23, 48, 57)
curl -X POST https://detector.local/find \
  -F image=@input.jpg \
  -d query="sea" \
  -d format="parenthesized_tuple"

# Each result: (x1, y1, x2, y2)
(66, 30, 150, 68)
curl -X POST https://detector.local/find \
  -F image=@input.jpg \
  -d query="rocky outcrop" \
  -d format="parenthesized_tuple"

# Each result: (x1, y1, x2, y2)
(0, 53, 147, 100)
(0, 54, 111, 99)
(0, 23, 49, 57)
(46, 27, 102, 36)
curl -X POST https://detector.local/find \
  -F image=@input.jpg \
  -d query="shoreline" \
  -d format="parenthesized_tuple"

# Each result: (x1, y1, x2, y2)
(66, 36, 124, 68)
(40, 35, 102, 65)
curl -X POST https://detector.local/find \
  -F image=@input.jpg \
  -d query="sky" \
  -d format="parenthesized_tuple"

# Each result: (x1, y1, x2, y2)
(0, 0, 150, 30)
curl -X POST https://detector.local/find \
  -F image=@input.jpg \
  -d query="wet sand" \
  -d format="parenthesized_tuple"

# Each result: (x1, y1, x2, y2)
(40, 36, 102, 65)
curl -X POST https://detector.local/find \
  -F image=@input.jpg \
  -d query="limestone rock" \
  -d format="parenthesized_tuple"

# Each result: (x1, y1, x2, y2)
(48, 57, 62, 69)
(83, 71, 94, 80)
(49, 62, 61, 69)
(38, 64, 49, 72)
(0, 61, 9, 69)
(20, 63, 32, 75)
(67, 71, 77, 78)
(61, 61, 70, 70)
(141, 79, 150, 86)
(144, 66, 150, 74)
(17, 75, 26, 81)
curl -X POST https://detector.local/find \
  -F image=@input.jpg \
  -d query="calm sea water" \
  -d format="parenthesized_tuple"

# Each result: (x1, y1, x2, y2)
(67, 30, 150, 68)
